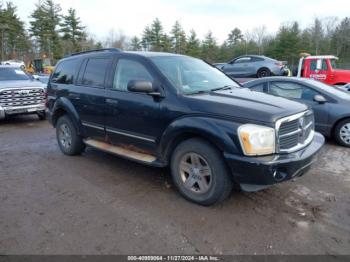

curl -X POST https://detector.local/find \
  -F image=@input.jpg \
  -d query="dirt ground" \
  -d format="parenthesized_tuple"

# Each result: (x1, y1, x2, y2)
(0, 115, 349, 255)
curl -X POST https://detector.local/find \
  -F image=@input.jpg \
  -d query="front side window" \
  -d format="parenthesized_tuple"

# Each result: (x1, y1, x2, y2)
(81, 58, 110, 87)
(51, 59, 78, 84)
(150, 56, 239, 94)
(250, 83, 265, 92)
(113, 59, 153, 91)
(0, 67, 30, 81)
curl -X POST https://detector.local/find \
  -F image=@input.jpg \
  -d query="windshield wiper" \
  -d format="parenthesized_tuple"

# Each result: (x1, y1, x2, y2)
(186, 90, 210, 95)
(211, 85, 235, 92)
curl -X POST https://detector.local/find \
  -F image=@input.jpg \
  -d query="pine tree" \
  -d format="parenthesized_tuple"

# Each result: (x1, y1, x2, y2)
(29, 0, 62, 60)
(171, 21, 187, 54)
(0, 2, 29, 60)
(130, 36, 142, 51)
(227, 28, 243, 46)
(61, 8, 85, 53)
(149, 18, 163, 51)
(185, 30, 201, 57)
(201, 31, 218, 62)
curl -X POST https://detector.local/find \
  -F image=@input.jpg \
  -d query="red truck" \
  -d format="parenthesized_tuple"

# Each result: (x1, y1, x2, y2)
(296, 55, 350, 86)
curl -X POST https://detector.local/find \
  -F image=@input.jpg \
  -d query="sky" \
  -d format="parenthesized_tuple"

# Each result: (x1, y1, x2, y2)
(10, 0, 350, 43)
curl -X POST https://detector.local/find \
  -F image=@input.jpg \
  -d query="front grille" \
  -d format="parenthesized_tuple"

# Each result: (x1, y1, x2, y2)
(277, 111, 314, 153)
(0, 88, 45, 107)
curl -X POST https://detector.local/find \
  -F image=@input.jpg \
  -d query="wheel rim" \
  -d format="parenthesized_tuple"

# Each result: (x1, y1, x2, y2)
(179, 153, 212, 194)
(339, 123, 350, 145)
(259, 70, 268, 77)
(58, 123, 72, 149)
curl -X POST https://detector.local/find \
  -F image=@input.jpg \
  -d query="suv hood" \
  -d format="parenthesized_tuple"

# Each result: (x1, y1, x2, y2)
(184, 88, 308, 124)
(0, 80, 44, 89)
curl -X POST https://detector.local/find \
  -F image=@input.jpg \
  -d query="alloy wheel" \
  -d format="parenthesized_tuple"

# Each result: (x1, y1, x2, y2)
(179, 153, 212, 194)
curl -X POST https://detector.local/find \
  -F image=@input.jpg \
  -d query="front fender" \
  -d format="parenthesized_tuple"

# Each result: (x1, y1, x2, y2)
(52, 97, 83, 135)
(159, 116, 243, 162)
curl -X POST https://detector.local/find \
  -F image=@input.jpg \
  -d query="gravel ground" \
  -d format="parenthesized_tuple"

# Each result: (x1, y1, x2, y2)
(0, 115, 349, 255)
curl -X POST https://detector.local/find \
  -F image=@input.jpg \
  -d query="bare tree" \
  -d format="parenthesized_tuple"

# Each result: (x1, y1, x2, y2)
(252, 25, 267, 55)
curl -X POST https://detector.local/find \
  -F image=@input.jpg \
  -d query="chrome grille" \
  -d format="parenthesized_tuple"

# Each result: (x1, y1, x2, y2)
(0, 88, 45, 107)
(276, 111, 314, 153)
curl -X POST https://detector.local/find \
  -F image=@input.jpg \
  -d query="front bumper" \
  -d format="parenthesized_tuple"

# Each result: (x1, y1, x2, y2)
(224, 132, 325, 192)
(0, 104, 46, 119)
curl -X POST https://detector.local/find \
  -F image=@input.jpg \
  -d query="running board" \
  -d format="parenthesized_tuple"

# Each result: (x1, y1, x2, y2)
(84, 139, 156, 163)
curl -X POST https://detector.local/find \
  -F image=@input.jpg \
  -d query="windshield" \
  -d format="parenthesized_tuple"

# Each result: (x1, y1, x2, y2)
(303, 79, 350, 100)
(150, 56, 239, 94)
(0, 67, 30, 81)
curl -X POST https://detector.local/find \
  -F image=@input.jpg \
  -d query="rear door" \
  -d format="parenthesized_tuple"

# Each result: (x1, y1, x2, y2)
(74, 56, 112, 138)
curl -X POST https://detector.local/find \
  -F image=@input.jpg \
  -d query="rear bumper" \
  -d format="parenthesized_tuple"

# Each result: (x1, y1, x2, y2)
(0, 104, 46, 119)
(271, 67, 289, 76)
(224, 132, 325, 192)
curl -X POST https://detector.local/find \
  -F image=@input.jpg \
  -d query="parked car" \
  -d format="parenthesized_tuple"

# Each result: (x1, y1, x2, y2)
(243, 77, 350, 147)
(0, 65, 46, 120)
(213, 55, 289, 78)
(1, 59, 26, 70)
(47, 49, 324, 206)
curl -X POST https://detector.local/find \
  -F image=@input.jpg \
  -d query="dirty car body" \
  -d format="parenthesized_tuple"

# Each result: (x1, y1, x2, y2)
(47, 49, 324, 205)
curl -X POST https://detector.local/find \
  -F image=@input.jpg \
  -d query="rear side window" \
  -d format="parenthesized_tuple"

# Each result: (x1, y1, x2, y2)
(81, 58, 110, 87)
(250, 83, 265, 92)
(51, 59, 78, 84)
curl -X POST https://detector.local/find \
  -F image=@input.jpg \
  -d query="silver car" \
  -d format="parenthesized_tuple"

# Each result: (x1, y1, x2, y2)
(0, 65, 46, 120)
(214, 55, 289, 78)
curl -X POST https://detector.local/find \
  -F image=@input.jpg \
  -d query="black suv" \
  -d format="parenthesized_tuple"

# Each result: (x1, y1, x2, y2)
(47, 49, 324, 205)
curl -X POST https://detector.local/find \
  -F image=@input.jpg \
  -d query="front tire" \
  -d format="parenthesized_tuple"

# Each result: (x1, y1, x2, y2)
(170, 138, 233, 206)
(56, 115, 85, 155)
(334, 119, 350, 147)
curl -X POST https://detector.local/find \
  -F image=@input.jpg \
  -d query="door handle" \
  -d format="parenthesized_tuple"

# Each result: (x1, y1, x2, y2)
(106, 98, 118, 105)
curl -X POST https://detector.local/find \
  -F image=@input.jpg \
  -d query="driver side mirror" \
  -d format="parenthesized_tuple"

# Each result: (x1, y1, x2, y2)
(314, 94, 327, 104)
(127, 80, 162, 97)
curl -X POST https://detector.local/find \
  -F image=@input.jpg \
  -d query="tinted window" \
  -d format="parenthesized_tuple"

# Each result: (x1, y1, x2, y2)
(51, 59, 78, 84)
(250, 57, 264, 62)
(0, 67, 30, 81)
(269, 81, 319, 101)
(82, 58, 110, 87)
(113, 59, 153, 91)
(235, 57, 251, 64)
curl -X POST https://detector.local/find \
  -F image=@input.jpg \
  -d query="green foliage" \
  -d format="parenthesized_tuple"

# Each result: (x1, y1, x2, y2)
(0, 2, 29, 60)
(130, 36, 142, 51)
(185, 30, 201, 58)
(29, 0, 63, 60)
(61, 8, 86, 53)
(170, 21, 187, 54)
(201, 31, 219, 63)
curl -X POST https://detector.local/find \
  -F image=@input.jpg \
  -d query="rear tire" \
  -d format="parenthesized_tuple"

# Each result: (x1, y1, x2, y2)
(56, 115, 85, 155)
(257, 68, 271, 78)
(170, 138, 233, 206)
(334, 119, 350, 148)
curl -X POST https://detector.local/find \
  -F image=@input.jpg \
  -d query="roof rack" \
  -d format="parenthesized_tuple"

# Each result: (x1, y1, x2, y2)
(69, 48, 122, 57)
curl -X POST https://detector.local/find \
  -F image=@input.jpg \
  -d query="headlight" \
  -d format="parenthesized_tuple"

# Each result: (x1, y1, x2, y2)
(238, 124, 275, 156)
